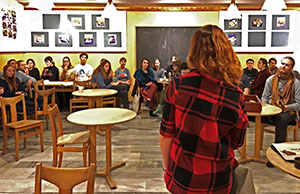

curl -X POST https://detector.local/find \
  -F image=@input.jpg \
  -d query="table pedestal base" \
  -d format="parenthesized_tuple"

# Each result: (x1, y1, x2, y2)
(96, 161, 126, 189)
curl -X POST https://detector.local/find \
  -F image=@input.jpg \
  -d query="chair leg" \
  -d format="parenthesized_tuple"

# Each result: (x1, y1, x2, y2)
(2, 127, 8, 155)
(15, 130, 19, 161)
(46, 115, 49, 130)
(24, 130, 27, 148)
(83, 143, 87, 167)
(58, 152, 63, 167)
(39, 125, 44, 152)
(53, 150, 58, 167)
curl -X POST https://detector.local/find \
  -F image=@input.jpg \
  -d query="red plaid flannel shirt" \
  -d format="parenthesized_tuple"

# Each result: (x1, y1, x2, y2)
(160, 70, 248, 194)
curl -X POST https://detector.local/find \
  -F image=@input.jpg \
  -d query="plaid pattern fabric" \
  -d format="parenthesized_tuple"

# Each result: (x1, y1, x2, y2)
(160, 70, 248, 194)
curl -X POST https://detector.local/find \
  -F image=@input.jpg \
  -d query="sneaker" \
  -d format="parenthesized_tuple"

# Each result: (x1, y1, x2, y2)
(149, 111, 159, 118)
(153, 104, 163, 115)
(266, 161, 274, 168)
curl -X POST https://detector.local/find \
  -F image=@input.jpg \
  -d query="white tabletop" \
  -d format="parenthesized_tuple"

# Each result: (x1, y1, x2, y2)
(247, 104, 282, 117)
(72, 89, 117, 97)
(67, 108, 137, 126)
(43, 80, 74, 87)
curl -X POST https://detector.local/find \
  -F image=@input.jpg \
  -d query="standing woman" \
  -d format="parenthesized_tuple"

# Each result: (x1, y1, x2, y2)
(160, 25, 248, 194)
(0, 64, 35, 111)
(26, 58, 40, 81)
(92, 59, 129, 109)
(134, 58, 158, 116)
(115, 57, 131, 91)
(59, 56, 75, 81)
(41, 56, 59, 81)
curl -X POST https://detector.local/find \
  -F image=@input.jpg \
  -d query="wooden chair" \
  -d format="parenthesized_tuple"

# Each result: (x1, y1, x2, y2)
(34, 87, 56, 129)
(0, 94, 44, 161)
(34, 79, 45, 91)
(91, 82, 116, 107)
(48, 104, 90, 167)
(35, 162, 95, 194)
(260, 116, 298, 149)
(69, 80, 92, 113)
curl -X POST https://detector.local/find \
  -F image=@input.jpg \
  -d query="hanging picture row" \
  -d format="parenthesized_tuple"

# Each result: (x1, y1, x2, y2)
(0, 10, 126, 52)
(219, 11, 296, 52)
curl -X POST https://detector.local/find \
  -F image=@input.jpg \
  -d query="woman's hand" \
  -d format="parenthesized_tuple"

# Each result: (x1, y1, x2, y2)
(126, 80, 131, 85)
(0, 87, 4, 95)
(146, 81, 153, 87)
(15, 91, 24, 95)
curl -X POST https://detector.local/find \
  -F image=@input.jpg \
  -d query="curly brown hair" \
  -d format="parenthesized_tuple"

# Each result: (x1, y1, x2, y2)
(187, 25, 242, 86)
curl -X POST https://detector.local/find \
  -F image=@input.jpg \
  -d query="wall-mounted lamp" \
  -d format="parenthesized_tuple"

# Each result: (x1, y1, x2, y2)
(224, 0, 242, 20)
(261, 0, 287, 11)
(102, 0, 117, 18)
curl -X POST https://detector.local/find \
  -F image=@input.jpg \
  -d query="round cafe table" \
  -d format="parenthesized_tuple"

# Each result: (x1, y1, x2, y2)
(72, 89, 117, 109)
(239, 104, 282, 163)
(67, 108, 136, 189)
(266, 142, 300, 179)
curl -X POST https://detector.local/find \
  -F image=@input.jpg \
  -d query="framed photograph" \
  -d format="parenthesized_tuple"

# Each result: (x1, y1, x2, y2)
(248, 15, 266, 30)
(67, 14, 85, 30)
(92, 15, 110, 29)
(225, 32, 241, 47)
(248, 32, 266, 47)
(224, 18, 242, 30)
(55, 32, 73, 47)
(104, 32, 122, 47)
(79, 32, 97, 47)
(272, 15, 290, 30)
(272, 32, 289, 47)
(43, 14, 60, 29)
(31, 32, 49, 47)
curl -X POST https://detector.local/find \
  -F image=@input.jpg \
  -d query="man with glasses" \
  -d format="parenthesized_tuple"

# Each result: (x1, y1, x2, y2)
(261, 56, 300, 167)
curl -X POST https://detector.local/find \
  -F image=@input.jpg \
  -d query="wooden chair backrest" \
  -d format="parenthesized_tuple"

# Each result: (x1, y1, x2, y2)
(48, 104, 63, 148)
(0, 94, 26, 125)
(34, 87, 56, 114)
(35, 162, 95, 194)
(72, 80, 92, 91)
(34, 79, 45, 91)
(91, 82, 99, 89)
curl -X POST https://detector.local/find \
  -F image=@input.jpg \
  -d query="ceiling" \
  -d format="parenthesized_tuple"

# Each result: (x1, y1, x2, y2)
(15, 0, 300, 11)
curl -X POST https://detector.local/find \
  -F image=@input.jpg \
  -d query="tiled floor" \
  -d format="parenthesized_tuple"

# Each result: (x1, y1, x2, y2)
(0, 107, 299, 193)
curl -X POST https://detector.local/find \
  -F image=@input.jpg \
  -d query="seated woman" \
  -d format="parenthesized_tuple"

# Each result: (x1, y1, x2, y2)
(41, 56, 59, 81)
(92, 59, 129, 109)
(57, 56, 75, 109)
(0, 64, 35, 112)
(115, 57, 131, 91)
(134, 58, 158, 116)
(27, 58, 40, 81)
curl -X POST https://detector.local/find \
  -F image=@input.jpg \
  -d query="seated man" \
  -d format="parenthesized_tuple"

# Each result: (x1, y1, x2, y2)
(261, 56, 300, 167)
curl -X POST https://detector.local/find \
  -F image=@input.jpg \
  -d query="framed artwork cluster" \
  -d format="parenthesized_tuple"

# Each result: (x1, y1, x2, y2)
(1, 8, 17, 39)
(219, 11, 296, 52)
(28, 11, 126, 51)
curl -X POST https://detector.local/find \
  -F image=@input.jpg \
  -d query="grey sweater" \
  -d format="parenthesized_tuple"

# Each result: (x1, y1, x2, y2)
(261, 75, 300, 111)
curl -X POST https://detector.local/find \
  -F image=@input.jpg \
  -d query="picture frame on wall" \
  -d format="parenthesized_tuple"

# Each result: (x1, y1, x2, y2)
(92, 14, 110, 29)
(79, 32, 97, 47)
(31, 32, 49, 47)
(272, 15, 290, 30)
(67, 14, 85, 29)
(55, 32, 73, 47)
(224, 18, 242, 30)
(248, 15, 266, 30)
(43, 14, 60, 29)
(225, 32, 241, 47)
(104, 32, 122, 47)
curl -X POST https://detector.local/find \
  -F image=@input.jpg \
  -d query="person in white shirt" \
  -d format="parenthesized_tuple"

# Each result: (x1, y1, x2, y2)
(73, 52, 93, 81)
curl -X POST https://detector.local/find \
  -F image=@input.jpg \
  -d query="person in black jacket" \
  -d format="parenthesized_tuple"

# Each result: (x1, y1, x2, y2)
(41, 56, 59, 81)
(27, 58, 40, 80)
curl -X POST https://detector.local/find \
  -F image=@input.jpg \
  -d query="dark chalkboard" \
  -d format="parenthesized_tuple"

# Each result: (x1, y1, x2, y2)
(136, 27, 200, 69)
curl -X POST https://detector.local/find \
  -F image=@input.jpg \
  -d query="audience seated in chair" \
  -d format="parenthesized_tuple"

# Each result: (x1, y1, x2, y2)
(261, 56, 300, 167)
